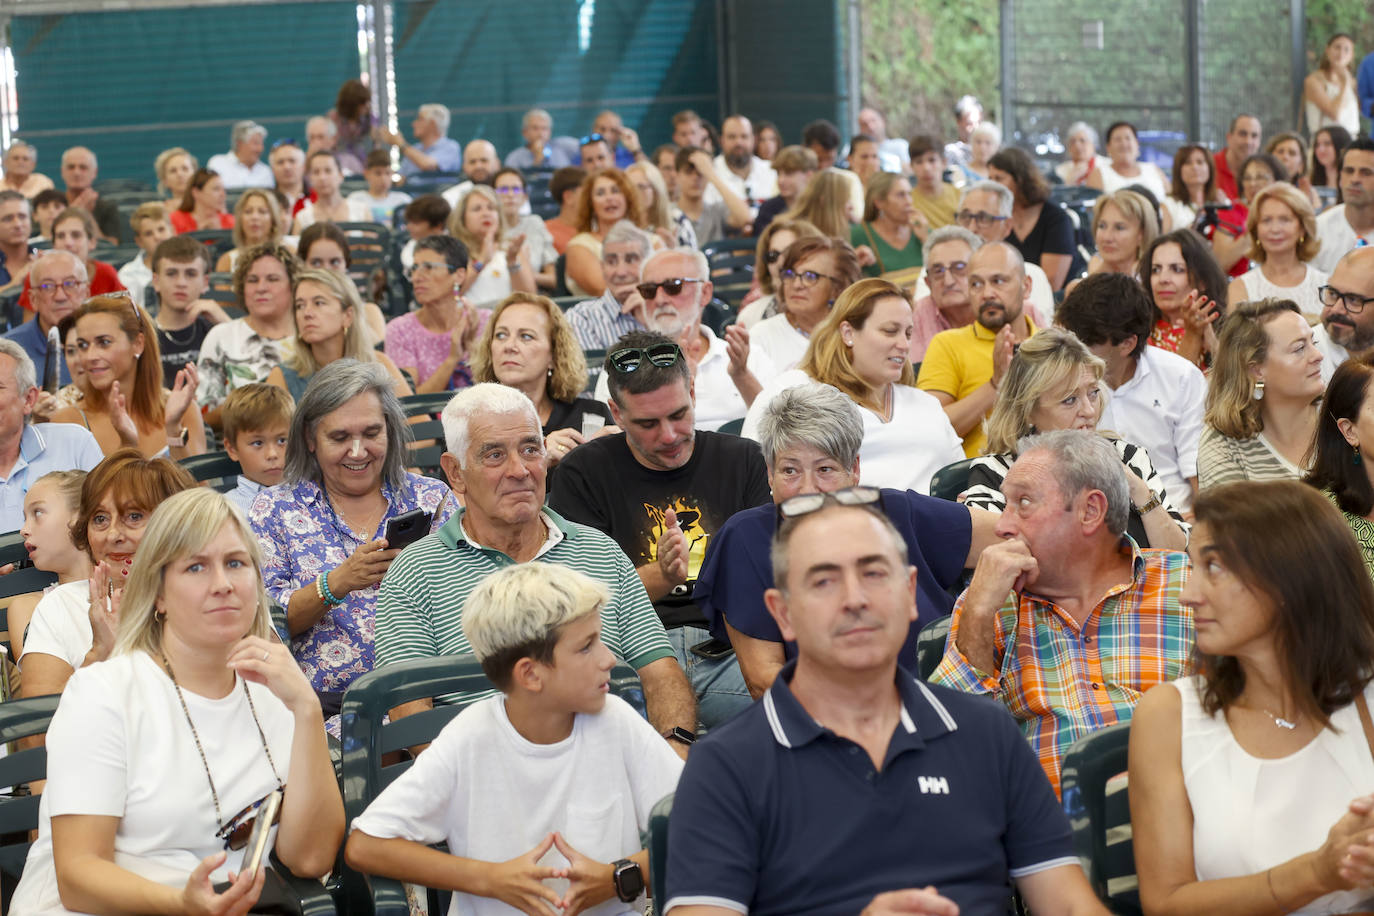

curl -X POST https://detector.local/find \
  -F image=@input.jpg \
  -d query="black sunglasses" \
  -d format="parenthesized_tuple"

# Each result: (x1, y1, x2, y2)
(607, 343, 683, 373)
(636, 278, 704, 300)
(579, 132, 606, 146)
(776, 486, 882, 527)
(765, 248, 787, 265)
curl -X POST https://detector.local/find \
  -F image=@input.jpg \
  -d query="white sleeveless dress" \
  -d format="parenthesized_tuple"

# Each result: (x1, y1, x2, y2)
(1238, 264, 1328, 314)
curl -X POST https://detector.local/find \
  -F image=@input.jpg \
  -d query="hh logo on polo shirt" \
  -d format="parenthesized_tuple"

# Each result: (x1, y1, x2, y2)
(918, 776, 950, 795)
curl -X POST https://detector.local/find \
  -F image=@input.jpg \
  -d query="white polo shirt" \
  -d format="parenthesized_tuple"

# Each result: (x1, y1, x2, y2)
(1313, 204, 1372, 275)
(1313, 321, 1350, 385)
(706, 154, 778, 211)
(204, 153, 274, 190)
(1097, 345, 1206, 514)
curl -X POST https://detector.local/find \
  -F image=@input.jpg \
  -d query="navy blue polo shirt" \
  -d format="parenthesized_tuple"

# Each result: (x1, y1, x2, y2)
(664, 663, 1076, 915)
(695, 488, 970, 664)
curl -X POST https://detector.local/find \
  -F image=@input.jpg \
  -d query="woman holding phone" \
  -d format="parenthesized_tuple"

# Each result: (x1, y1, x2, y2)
(248, 359, 456, 721)
(10, 487, 343, 914)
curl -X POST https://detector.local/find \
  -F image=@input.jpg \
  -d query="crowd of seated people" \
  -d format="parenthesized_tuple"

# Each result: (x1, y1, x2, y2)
(8, 48, 1374, 914)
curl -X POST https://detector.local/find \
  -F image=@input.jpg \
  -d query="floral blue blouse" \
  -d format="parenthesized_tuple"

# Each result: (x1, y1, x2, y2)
(249, 473, 455, 696)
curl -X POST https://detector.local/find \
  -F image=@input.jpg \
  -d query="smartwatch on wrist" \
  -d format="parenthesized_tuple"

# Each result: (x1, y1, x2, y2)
(612, 858, 644, 903)
(662, 726, 696, 747)
(167, 426, 188, 449)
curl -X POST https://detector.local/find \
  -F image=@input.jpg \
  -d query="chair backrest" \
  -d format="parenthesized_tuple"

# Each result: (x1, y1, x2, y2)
(648, 792, 674, 907)
(0, 693, 61, 882)
(0, 530, 58, 601)
(701, 237, 757, 263)
(178, 450, 243, 494)
(929, 458, 976, 502)
(187, 228, 234, 259)
(915, 615, 951, 680)
(583, 348, 607, 397)
(1060, 722, 1141, 915)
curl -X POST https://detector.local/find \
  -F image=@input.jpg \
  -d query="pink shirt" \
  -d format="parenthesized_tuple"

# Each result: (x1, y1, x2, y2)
(384, 309, 492, 390)
(912, 295, 957, 363)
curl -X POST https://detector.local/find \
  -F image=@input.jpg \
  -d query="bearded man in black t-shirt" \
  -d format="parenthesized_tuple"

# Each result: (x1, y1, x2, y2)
(550, 329, 771, 732)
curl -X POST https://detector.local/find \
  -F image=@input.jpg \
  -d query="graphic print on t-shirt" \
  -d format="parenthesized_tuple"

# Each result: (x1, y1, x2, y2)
(643, 497, 710, 582)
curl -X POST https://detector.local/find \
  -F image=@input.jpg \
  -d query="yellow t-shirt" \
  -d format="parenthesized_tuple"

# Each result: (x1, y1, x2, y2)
(911, 183, 961, 230)
(917, 316, 1039, 457)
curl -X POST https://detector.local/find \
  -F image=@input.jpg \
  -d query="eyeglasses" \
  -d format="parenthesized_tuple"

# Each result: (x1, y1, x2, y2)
(781, 268, 839, 290)
(33, 278, 88, 296)
(215, 787, 285, 850)
(777, 486, 882, 525)
(1319, 285, 1374, 315)
(925, 261, 968, 279)
(608, 343, 683, 373)
(765, 248, 788, 265)
(956, 211, 1008, 227)
(635, 278, 704, 299)
(403, 262, 457, 279)
(270, 138, 299, 151)
(579, 132, 606, 147)
(493, 186, 525, 195)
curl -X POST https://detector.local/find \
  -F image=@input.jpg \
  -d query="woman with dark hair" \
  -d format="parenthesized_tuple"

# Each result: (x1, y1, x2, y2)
(385, 235, 489, 393)
(565, 168, 643, 298)
(1162, 144, 1228, 233)
(1266, 131, 1322, 212)
(297, 221, 387, 343)
(1305, 352, 1374, 576)
(1139, 228, 1228, 367)
(752, 236, 862, 371)
(1130, 479, 1374, 915)
(1305, 33, 1360, 138)
(250, 360, 455, 718)
(1311, 126, 1352, 190)
(988, 146, 1074, 290)
(331, 77, 374, 174)
(754, 121, 781, 162)
(850, 172, 924, 280)
(169, 168, 233, 234)
(737, 217, 824, 327)
(1087, 121, 1169, 200)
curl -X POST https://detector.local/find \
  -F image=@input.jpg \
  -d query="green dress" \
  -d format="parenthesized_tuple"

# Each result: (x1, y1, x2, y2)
(1326, 490, 1374, 581)
(851, 222, 923, 279)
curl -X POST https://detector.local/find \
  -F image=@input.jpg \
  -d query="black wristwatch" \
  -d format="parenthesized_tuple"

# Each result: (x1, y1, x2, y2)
(662, 726, 696, 746)
(612, 858, 644, 902)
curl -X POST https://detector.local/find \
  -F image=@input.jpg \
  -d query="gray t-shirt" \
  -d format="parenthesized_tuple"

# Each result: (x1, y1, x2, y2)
(681, 201, 728, 247)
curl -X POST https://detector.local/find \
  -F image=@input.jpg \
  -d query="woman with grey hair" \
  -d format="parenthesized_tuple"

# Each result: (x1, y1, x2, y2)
(248, 359, 456, 718)
(696, 381, 998, 697)
(1054, 122, 1101, 186)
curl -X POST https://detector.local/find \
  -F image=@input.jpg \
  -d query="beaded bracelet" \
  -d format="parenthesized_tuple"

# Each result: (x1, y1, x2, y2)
(317, 571, 344, 607)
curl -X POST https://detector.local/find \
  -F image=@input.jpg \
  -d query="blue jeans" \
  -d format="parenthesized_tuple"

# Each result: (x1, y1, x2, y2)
(666, 625, 754, 732)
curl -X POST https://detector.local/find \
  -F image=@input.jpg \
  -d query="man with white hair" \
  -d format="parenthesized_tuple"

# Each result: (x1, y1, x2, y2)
(2, 141, 53, 198)
(376, 103, 462, 179)
(305, 115, 337, 156)
(593, 247, 774, 430)
(375, 383, 697, 754)
(0, 338, 102, 530)
(565, 220, 652, 350)
(855, 106, 909, 173)
(60, 147, 120, 243)
(954, 179, 1054, 323)
(5, 250, 88, 387)
(206, 120, 274, 189)
(504, 108, 576, 170)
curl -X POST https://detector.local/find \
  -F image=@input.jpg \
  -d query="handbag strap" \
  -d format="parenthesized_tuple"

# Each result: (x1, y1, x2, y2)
(1355, 692, 1374, 762)
(862, 222, 886, 275)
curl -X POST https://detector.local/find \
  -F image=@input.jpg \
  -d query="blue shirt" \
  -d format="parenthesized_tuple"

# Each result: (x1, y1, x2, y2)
(4, 318, 70, 387)
(504, 144, 576, 170)
(0, 423, 104, 531)
(695, 488, 970, 665)
(400, 137, 462, 178)
(664, 662, 1077, 915)
(565, 292, 645, 351)
(1360, 52, 1374, 137)
(0, 246, 36, 288)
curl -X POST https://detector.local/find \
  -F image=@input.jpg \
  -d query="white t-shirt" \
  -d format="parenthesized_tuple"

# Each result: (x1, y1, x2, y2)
(347, 188, 413, 225)
(20, 579, 91, 670)
(11, 652, 295, 914)
(1313, 204, 1372, 275)
(748, 313, 810, 372)
(1098, 345, 1207, 513)
(350, 694, 682, 916)
(204, 153, 275, 190)
(294, 198, 375, 231)
(705, 155, 778, 210)
(743, 370, 964, 494)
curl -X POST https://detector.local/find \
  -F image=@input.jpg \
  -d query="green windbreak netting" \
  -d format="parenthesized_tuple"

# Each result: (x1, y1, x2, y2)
(11, 2, 361, 184)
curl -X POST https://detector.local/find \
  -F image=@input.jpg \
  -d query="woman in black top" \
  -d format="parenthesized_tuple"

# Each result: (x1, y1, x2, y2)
(988, 146, 1076, 291)
(470, 292, 613, 469)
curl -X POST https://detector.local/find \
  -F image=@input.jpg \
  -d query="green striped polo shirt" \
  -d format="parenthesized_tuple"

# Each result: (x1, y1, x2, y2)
(376, 506, 674, 705)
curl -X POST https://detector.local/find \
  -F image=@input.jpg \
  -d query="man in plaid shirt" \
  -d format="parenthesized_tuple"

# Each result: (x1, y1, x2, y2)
(932, 429, 1193, 796)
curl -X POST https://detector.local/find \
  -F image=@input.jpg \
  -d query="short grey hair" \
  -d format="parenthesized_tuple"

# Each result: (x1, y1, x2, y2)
(1065, 121, 1098, 148)
(31, 249, 88, 284)
(602, 220, 653, 262)
(419, 103, 451, 137)
(230, 120, 267, 148)
(523, 108, 552, 129)
(0, 338, 37, 393)
(440, 382, 541, 468)
(642, 246, 709, 282)
(757, 383, 863, 472)
(462, 561, 609, 663)
(5, 140, 35, 162)
(771, 502, 908, 592)
(922, 225, 981, 265)
(284, 359, 410, 490)
(1016, 429, 1128, 537)
(62, 146, 97, 170)
(970, 121, 1002, 145)
(306, 115, 336, 139)
(960, 180, 1013, 218)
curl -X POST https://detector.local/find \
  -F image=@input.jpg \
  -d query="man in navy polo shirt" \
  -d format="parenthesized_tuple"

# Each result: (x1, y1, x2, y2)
(664, 498, 1110, 916)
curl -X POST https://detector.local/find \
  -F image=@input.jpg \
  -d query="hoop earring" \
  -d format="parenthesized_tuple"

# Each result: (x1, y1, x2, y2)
(1252, 379, 1265, 400)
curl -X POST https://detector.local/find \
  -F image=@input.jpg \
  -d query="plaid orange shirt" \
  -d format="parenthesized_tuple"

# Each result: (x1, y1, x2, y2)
(931, 539, 1193, 796)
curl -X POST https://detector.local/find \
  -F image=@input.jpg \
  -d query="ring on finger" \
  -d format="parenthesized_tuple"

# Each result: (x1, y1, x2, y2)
(262, 650, 270, 661)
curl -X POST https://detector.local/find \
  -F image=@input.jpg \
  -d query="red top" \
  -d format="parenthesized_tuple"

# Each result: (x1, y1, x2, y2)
(169, 210, 234, 234)
(19, 258, 124, 312)
(1213, 149, 1239, 203)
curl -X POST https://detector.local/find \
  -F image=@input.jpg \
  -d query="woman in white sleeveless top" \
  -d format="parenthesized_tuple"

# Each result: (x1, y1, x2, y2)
(1130, 480, 1374, 915)
(1087, 121, 1169, 201)
(1305, 34, 1361, 139)
(1228, 183, 1327, 314)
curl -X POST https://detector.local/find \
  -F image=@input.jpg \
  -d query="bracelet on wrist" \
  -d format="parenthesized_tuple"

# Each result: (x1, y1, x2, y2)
(317, 570, 345, 606)
(1134, 494, 1162, 515)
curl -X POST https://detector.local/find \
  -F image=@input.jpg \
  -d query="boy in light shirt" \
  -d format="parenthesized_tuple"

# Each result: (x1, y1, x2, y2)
(348, 149, 412, 224)
(220, 383, 292, 515)
(116, 202, 173, 307)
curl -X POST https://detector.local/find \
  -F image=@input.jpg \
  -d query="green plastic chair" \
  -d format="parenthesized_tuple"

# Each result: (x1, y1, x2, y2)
(928, 458, 977, 502)
(1060, 722, 1141, 915)
(400, 392, 454, 480)
(648, 792, 673, 908)
(178, 450, 243, 494)
(915, 615, 951, 680)
(339, 654, 646, 915)
(717, 417, 745, 436)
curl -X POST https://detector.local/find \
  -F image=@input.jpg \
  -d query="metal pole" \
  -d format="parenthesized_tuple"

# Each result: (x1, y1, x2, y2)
(1290, 0, 1306, 132)
(845, 0, 861, 132)
(999, 0, 1014, 135)
(1183, 0, 1200, 141)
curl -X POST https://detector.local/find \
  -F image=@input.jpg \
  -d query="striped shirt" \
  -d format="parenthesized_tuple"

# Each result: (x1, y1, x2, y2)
(565, 292, 645, 352)
(1197, 425, 1305, 490)
(931, 539, 1192, 796)
(375, 506, 674, 706)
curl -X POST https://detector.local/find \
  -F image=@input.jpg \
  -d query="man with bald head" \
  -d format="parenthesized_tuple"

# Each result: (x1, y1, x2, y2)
(856, 105, 909, 173)
(918, 240, 1038, 457)
(505, 108, 576, 170)
(1315, 246, 1374, 381)
(376, 103, 461, 180)
(707, 115, 777, 215)
(60, 147, 119, 243)
(440, 139, 502, 207)
(4, 250, 89, 387)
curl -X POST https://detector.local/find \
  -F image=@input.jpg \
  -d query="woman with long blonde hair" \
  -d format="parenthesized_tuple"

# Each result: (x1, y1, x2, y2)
(781, 170, 854, 240)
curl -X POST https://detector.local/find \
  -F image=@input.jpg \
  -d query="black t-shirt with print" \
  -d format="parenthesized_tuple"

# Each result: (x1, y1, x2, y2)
(550, 430, 772, 628)
(157, 315, 216, 389)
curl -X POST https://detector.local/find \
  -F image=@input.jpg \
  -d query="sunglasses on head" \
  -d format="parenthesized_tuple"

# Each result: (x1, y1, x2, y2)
(635, 278, 704, 300)
(776, 486, 882, 526)
(270, 138, 299, 151)
(579, 132, 605, 146)
(607, 343, 683, 373)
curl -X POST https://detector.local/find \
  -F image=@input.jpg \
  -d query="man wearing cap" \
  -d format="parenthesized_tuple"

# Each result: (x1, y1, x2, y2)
(207, 121, 275, 189)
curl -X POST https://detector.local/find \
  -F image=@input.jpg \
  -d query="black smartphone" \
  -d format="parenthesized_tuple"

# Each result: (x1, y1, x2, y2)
(383, 508, 433, 551)
(689, 637, 735, 661)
